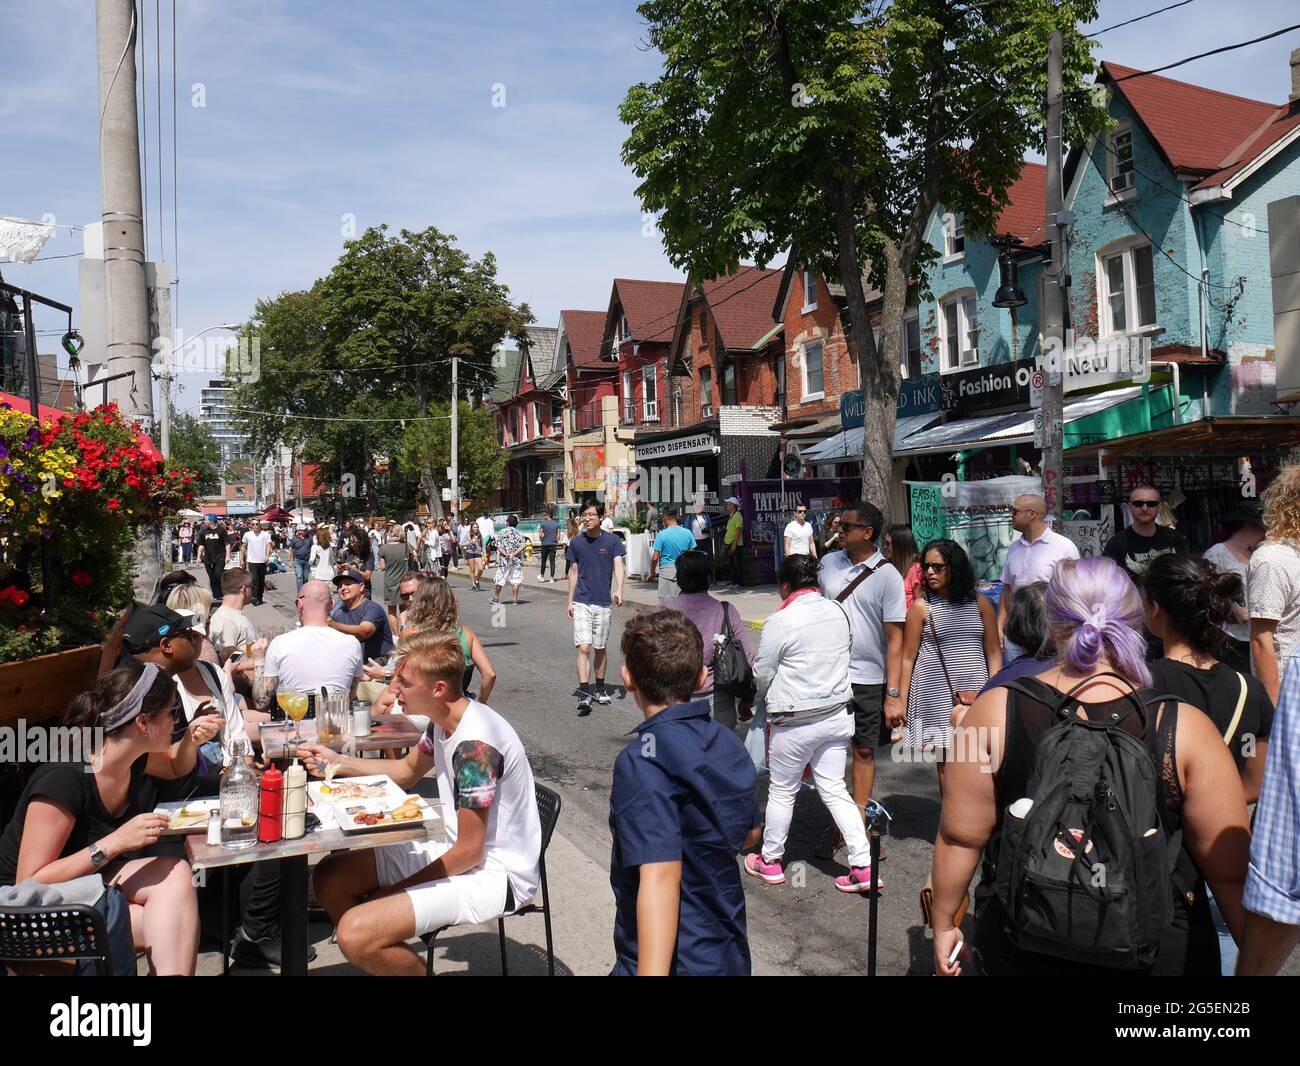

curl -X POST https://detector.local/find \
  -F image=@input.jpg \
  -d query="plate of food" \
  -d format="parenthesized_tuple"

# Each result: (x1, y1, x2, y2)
(154, 798, 221, 835)
(330, 794, 436, 832)
(307, 772, 406, 807)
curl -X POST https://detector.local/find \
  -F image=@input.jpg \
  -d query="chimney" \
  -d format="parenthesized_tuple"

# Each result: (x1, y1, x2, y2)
(1292, 48, 1300, 105)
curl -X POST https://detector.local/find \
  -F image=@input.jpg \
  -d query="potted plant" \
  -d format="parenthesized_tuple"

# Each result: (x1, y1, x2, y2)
(1, 402, 197, 723)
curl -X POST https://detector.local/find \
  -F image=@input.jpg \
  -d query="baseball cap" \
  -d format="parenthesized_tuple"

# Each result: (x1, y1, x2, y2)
(332, 568, 366, 586)
(726, 496, 741, 506)
(122, 605, 203, 653)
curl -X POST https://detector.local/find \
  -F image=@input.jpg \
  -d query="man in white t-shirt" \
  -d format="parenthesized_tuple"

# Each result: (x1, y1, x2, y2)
(783, 504, 818, 559)
(262, 581, 363, 700)
(476, 514, 496, 564)
(241, 521, 274, 606)
(305, 628, 541, 975)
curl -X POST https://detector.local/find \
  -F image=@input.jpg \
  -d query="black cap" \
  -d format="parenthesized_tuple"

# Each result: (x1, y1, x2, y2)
(122, 604, 200, 653)
(332, 568, 366, 586)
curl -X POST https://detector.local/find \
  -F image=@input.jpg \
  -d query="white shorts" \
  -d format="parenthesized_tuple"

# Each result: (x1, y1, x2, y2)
(373, 839, 511, 936)
(572, 602, 612, 649)
(496, 558, 523, 587)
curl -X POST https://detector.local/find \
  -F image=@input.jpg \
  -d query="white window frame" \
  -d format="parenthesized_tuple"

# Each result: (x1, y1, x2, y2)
(1105, 121, 1137, 203)
(802, 270, 818, 313)
(642, 364, 658, 422)
(800, 339, 825, 401)
(1096, 240, 1158, 338)
(700, 365, 713, 418)
(938, 291, 979, 373)
(943, 211, 966, 262)
(622, 370, 634, 422)
(901, 309, 922, 379)
(532, 400, 542, 439)
(620, 314, 630, 342)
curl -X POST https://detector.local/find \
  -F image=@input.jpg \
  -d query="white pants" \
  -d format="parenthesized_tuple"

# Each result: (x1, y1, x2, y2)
(761, 709, 871, 868)
(373, 839, 512, 936)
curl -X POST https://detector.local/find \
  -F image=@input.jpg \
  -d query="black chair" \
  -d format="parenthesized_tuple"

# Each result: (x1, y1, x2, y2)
(424, 782, 561, 976)
(0, 905, 115, 974)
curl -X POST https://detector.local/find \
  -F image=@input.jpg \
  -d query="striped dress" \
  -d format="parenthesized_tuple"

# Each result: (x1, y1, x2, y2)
(907, 595, 989, 749)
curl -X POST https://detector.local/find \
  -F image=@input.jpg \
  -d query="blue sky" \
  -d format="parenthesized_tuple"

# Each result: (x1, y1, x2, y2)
(3, 0, 1300, 414)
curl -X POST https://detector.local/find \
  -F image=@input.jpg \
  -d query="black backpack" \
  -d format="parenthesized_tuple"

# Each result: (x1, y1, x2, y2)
(993, 673, 1182, 970)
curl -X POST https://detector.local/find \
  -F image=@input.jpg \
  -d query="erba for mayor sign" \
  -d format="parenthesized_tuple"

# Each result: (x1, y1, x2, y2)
(841, 373, 940, 428)
(940, 357, 1035, 416)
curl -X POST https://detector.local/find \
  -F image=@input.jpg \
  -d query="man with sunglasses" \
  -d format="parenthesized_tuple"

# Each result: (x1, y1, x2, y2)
(997, 494, 1078, 654)
(783, 504, 818, 560)
(1102, 484, 1186, 584)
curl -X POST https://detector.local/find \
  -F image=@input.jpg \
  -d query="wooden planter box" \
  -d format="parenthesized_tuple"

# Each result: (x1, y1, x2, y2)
(0, 645, 102, 730)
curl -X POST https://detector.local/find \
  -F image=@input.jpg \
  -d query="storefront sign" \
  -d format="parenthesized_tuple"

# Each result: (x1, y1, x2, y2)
(739, 478, 858, 584)
(909, 483, 947, 545)
(573, 445, 605, 491)
(1058, 334, 1152, 394)
(634, 432, 716, 462)
(841, 391, 865, 429)
(940, 357, 1034, 416)
(841, 374, 942, 429)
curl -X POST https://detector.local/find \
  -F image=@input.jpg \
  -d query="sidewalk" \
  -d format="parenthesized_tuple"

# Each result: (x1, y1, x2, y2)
(456, 556, 782, 629)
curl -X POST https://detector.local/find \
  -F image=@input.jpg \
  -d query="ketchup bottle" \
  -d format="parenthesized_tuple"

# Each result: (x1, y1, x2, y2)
(258, 764, 284, 843)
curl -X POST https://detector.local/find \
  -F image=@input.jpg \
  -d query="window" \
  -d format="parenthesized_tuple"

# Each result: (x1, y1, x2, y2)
(944, 212, 966, 259)
(620, 314, 630, 342)
(643, 364, 658, 421)
(939, 294, 979, 371)
(699, 309, 709, 349)
(801, 340, 825, 399)
(902, 310, 922, 379)
(518, 408, 528, 441)
(532, 401, 542, 439)
(724, 363, 737, 406)
(700, 365, 713, 417)
(496, 416, 506, 445)
(622, 370, 634, 422)
(1099, 244, 1157, 336)
(1107, 124, 1136, 196)
(802, 271, 818, 311)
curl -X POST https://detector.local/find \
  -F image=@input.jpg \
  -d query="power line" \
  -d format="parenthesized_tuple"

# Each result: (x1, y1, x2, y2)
(138, 0, 149, 261)
(1106, 23, 1300, 85)
(171, 0, 179, 333)
(1086, 1, 1195, 38)
(156, 0, 165, 264)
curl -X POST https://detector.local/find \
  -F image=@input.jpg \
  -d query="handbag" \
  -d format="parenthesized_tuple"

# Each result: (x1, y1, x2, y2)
(713, 601, 756, 701)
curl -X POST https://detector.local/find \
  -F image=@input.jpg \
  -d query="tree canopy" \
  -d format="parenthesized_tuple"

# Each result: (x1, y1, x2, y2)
(621, 0, 1109, 519)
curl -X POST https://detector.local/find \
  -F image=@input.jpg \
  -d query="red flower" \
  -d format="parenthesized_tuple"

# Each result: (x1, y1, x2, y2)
(70, 570, 94, 588)
(106, 498, 120, 510)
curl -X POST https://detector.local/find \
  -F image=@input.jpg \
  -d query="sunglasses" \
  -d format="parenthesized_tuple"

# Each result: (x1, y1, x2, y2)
(839, 521, 872, 532)
(1130, 500, 1160, 509)
(923, 562, 948, 572)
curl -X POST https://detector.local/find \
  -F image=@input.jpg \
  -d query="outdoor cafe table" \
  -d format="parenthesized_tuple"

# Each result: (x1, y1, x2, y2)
(258, 711, 425, 759)
(186, 809, 443, 976)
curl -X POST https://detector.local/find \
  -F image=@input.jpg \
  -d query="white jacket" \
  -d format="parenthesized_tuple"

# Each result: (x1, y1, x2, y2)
(753, 590, 853, 721)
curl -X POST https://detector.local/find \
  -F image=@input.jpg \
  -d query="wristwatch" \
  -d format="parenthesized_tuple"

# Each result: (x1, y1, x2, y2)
(886, 687, 901, 699)
(89, 840, 109, 868)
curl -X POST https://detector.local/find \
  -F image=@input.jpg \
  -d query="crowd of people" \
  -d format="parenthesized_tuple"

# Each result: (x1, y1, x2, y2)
(4, 466, 1300, 977)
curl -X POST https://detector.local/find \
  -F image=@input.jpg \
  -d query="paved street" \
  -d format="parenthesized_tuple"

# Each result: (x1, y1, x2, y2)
(214, 562, 948, 976)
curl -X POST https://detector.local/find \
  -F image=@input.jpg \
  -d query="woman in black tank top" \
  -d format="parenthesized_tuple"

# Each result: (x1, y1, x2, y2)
(929, 558, 1251, 977)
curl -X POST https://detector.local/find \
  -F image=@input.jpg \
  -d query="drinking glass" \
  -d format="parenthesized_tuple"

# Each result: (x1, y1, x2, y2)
(283, 692, 310, 746)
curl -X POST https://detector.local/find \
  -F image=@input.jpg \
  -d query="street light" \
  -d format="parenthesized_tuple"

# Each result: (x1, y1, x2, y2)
(990, 236, 1028, 309)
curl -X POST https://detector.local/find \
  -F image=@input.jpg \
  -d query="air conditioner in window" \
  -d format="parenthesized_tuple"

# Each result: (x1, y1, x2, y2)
(960, 348, 979, 368)
(702, 404, 713, 418)
(1110, 170, 1135, 194)
(643, 400, 659, 422)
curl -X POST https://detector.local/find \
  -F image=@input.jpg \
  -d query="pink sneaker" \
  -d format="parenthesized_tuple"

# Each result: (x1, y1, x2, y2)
(835, 865, 884, 893)
(744, 853, 785, 885)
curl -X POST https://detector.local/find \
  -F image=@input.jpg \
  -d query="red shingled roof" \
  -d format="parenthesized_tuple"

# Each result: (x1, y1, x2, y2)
(701, 266, 784, 350)
(992, 161, 1047, 243)
(613, 278, 686, 344)
(560, 309, 608, 369)
(1102, 62, 1283, 179)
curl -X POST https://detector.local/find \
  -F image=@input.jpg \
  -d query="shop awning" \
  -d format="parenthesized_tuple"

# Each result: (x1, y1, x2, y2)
(895, 385, 1148, 457)
(802, 411, 942, 462)
(1066, 416, 1300, 463)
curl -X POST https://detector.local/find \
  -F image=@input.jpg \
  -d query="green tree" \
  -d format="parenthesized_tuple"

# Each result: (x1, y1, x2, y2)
(620, 0, 1109, 521)
(169, 412, 222, 496)
(396, 401, 507, 513)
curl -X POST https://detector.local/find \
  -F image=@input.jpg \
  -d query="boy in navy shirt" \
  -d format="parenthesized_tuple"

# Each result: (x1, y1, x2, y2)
(609, 610, 762, 975)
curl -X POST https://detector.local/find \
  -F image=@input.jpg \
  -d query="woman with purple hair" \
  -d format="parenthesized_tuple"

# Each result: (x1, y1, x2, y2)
(929, 557, 1251, 976)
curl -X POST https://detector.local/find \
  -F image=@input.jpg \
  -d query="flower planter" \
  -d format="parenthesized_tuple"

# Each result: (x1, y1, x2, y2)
(0, 645, 101, 730)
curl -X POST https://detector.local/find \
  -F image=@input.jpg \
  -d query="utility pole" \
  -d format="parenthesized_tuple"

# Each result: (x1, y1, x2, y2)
(451, 355, 460, 521)
(97, 0, 159, 595)
(1042, 29, 1066, 526)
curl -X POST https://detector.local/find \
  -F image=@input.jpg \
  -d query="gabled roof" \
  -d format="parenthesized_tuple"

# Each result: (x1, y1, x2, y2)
(559, 309, 608, 370)
(1100, 61, 1296, 188)
(771, 249, 882, 322)
(488, 347, 522, 405)
(520, 325, 560, 391)
(992, 161, 1047, 243)
(700, 266, 785, 350)
(610, 278, 686, 344)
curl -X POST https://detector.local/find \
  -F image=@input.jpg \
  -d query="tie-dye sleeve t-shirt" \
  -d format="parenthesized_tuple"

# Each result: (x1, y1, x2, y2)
(418, 700, 543, 904)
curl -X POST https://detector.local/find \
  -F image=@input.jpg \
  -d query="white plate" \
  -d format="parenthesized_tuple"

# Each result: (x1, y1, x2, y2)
(330, 794, 437, 833)
(154, 798, 220, 835)
(307, 773, 405, 807)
